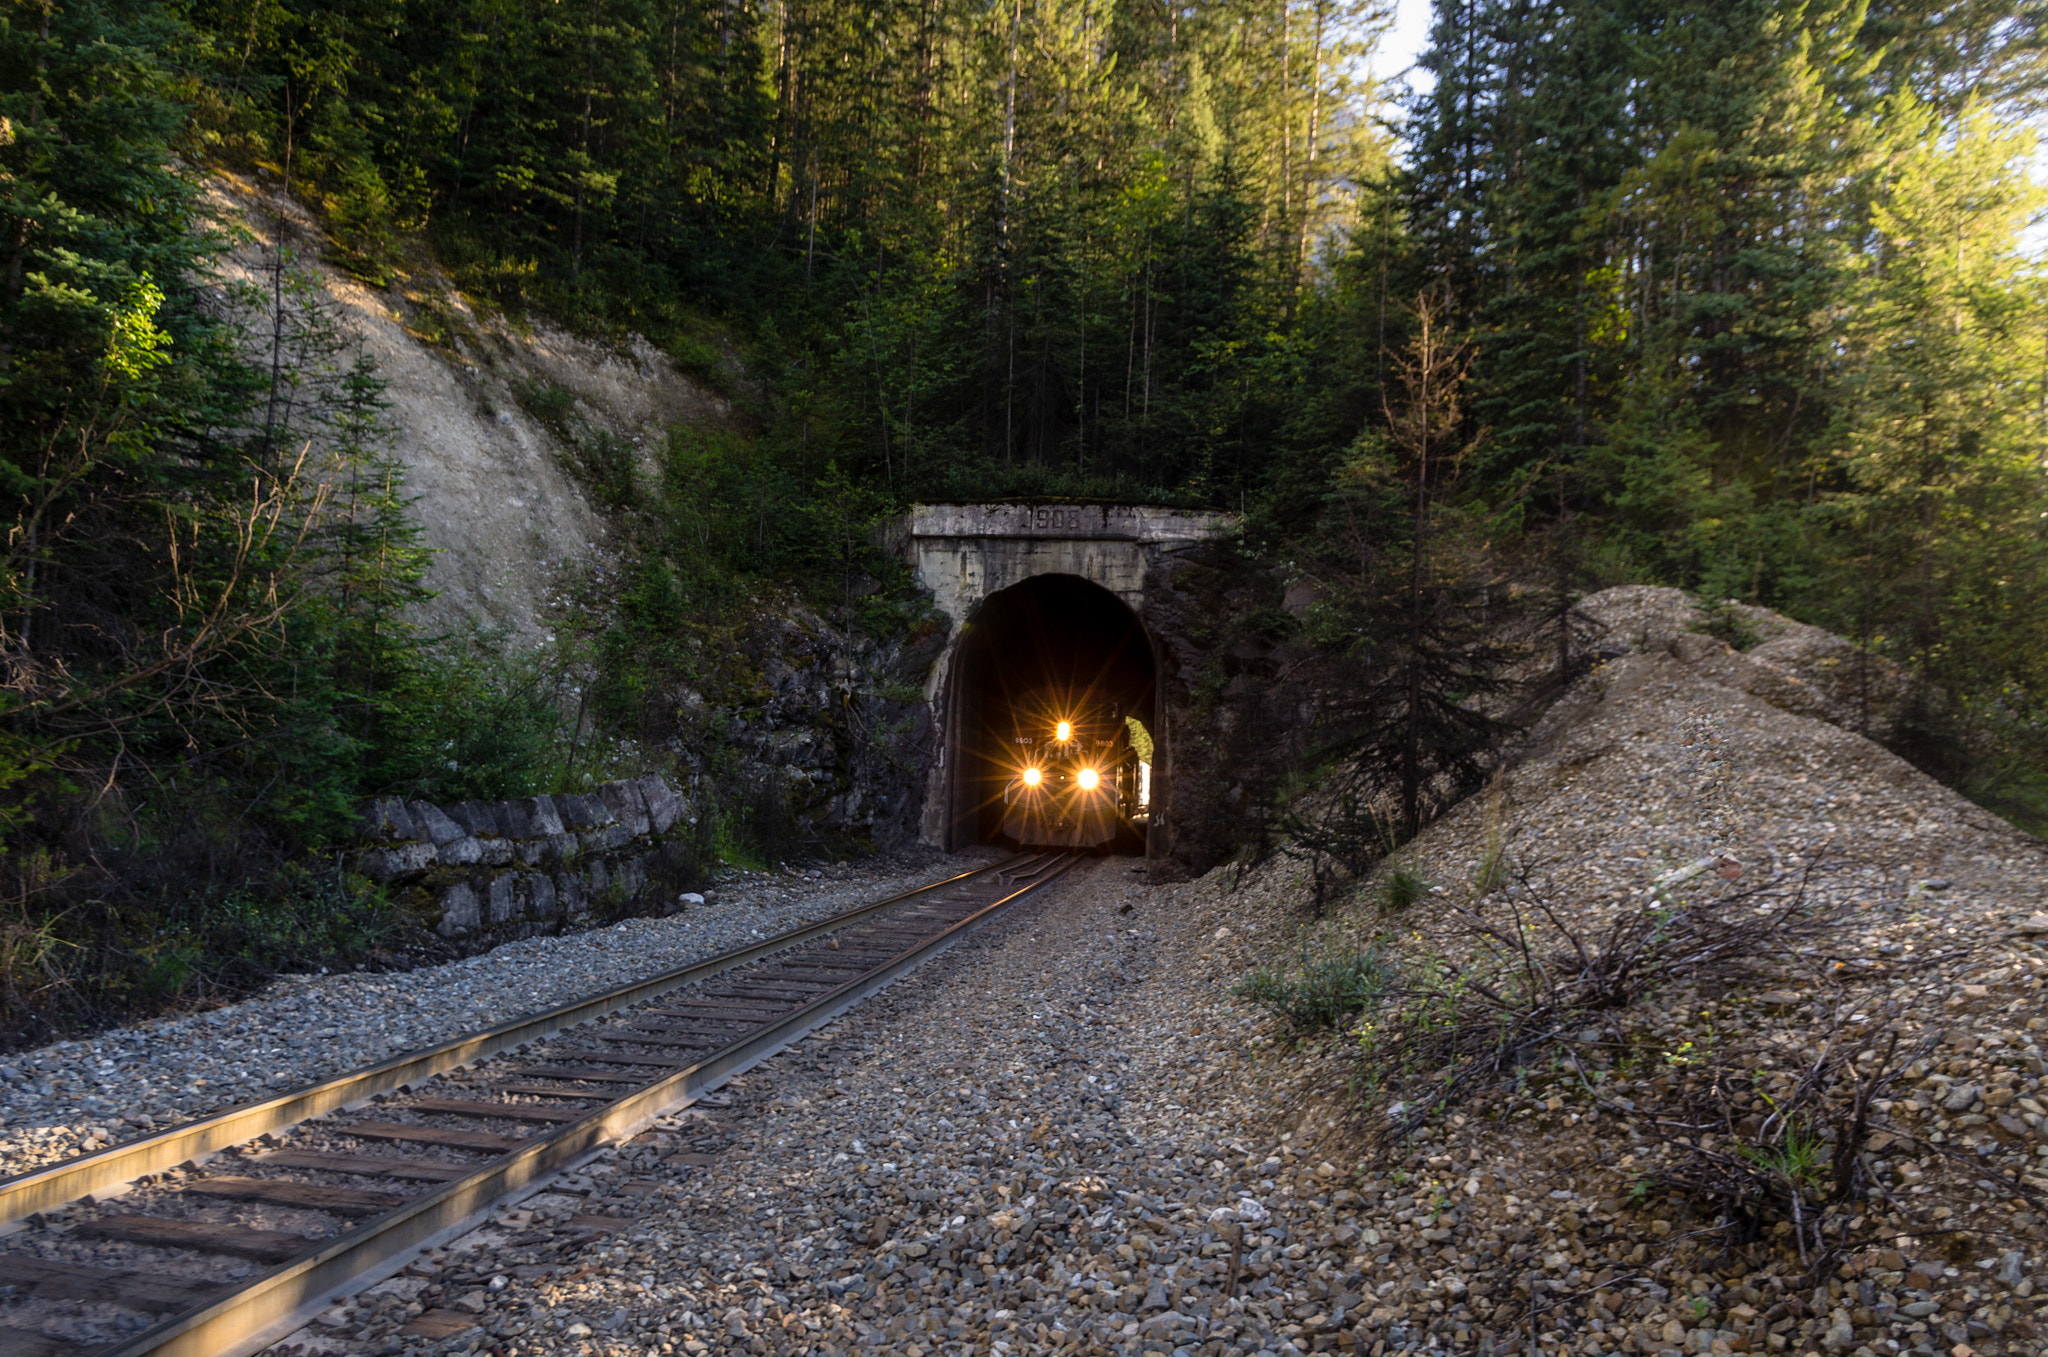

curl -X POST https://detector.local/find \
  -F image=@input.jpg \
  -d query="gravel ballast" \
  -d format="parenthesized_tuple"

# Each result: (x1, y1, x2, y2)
(261, 588, 2043, 1357)
(0, 850, 997, 1176)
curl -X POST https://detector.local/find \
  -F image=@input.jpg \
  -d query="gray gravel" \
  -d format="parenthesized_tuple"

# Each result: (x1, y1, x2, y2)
(267, 857, 1328, 1357)
(0, 850, 998, 1176)
(9, 583, 2047, 1357)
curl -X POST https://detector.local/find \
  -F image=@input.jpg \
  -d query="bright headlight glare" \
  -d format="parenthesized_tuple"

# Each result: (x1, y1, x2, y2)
(1022, 767, 1042, 787)
(1077, 767, 1100, 790)
(1055, 720, 1072, 742)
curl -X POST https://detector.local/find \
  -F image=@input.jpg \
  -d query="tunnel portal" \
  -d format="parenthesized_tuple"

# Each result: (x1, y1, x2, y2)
(943, 575, 1155, 852)
(884, 503, 1237, 854)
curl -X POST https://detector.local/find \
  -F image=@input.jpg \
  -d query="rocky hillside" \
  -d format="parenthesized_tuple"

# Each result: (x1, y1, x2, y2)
(200, 173, 938, 856)
(1186, 585, 2047, 1355)
(205, 171, 732, 645)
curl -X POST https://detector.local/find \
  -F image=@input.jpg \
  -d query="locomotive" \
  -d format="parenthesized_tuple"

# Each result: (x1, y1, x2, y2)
(997, 690, 1141, 849)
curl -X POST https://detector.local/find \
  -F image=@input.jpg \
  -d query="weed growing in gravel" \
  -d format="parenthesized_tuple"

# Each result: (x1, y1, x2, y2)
(1350, 861, 1841, 1142)
(1375, 863, 1431, 914)
(1234, 930, 1394, 1032)
(1470, 839, 1509, 896)
(1469, 779, 1511, 896)
(1738, 1114, 1829, 1191)
(1345, 859, 2048, 1284)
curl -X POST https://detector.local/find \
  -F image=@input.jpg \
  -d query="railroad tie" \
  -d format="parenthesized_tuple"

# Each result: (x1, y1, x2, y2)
(494, 1082, 625, 1099)
(706, 984, 836, 998)
(503, 1065, 651, 1083)
(257, 1150, 472, 1181)
(343, 1122, 529, 1153)
(183, 1177, 408, 1218)
(550, 1050, 690, 1067)
(0, 1254, 224, 1313)
(406, 1098, 589, 1123)
(623, 1025, 752, 1043)
(75, 1215, 314, 1265)
(639, 1004, 789, 1019)
(591, 1030, 714, 1049)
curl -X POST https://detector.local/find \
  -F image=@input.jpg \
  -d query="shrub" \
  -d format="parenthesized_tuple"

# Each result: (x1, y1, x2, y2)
(1375, 862, 1431, 914)
(1234, 935, 1394, 1032)
(1692, 596, 1761, 651)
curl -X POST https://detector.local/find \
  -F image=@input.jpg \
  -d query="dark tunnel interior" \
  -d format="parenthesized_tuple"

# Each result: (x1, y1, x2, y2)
(945, 574, 1158, 852)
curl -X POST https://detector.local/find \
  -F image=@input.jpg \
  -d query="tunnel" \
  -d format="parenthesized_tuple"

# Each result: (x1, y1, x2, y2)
(941, 574, 1159, 853)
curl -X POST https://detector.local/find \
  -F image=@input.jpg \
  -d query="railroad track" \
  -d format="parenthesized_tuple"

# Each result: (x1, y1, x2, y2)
(0, 851, 1075, 1357)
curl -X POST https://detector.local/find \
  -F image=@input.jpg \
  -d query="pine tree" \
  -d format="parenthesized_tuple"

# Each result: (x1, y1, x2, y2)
(1302, 290, 1517, 841)
(1827, 97, 2048, 787)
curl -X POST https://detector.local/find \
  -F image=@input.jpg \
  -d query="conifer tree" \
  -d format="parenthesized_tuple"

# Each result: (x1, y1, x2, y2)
(1302, 290, 1516, 842)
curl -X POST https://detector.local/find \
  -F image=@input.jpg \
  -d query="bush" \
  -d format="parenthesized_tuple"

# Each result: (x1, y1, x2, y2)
(1234, 935, 1394, 1032)
(1375, 863, 1431, 914)
(1691, 595, 1760, 651)
(0, 858, 434, 1050)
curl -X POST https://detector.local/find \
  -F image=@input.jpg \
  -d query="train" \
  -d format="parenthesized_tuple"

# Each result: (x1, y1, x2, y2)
(997, 690, 1142, 849)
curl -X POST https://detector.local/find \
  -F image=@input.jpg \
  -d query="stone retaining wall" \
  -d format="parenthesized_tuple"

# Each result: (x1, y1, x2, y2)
(355, 776, 698, 941)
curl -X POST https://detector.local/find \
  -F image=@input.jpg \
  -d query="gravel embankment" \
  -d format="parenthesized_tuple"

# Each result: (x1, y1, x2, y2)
(1184, 589, 2048, 1357)
(0, 849, 997, 1176)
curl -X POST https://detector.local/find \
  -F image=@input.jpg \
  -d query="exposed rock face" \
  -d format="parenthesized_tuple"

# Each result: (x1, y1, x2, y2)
(203, 176, 936, 858)
(663, 595, 945, 858)
(202, 172, 729, 645)
(354, 776, 701, 942)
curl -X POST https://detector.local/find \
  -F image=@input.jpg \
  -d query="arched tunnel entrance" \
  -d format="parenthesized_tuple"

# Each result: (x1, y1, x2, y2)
(943, 574, 1159, 853)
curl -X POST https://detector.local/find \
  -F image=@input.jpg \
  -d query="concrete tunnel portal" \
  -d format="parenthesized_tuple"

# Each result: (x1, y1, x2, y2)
(884, 503, 1238, 855)
(942, 575, 1157, 853)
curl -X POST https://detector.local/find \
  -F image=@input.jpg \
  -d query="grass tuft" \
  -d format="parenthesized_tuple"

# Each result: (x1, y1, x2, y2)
(1375, 863, 1431, 915)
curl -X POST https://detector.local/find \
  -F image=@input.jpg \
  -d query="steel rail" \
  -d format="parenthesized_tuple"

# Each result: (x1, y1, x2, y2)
(99, 852, 1077, 1357)
(0, 857, 1028, 1225)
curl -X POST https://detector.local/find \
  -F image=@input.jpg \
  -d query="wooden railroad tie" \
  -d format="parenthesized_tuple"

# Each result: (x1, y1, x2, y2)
(258, 1150, 472, 1181)
(183, 1177, 408, 1218)
(343, 1122, 529, 1153)
(76, 1215, 314, 1265)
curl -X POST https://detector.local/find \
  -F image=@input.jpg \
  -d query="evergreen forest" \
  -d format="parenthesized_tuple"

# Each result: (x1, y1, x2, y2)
(1, 0, 2044, 1033)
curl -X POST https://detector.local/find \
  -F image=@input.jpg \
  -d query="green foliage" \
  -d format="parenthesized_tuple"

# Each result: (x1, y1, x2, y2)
(0, 861, 427, 1044)
(1398, 0, 2048, 829)
(1234, 933, 1394, 1033)
(1691, 597, 1761, 652)
(4, 0, 2047, 1034)
(1375, 863, 1430, 916)
(1739, 1114, 1830, 1191)
(0, 1, 579, 1038)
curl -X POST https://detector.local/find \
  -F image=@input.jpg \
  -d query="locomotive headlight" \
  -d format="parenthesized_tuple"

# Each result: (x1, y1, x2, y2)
(1022, 767, 1043, 787)
(1076, 767, 1100, 791)
(1055, 720, 1072, 742)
